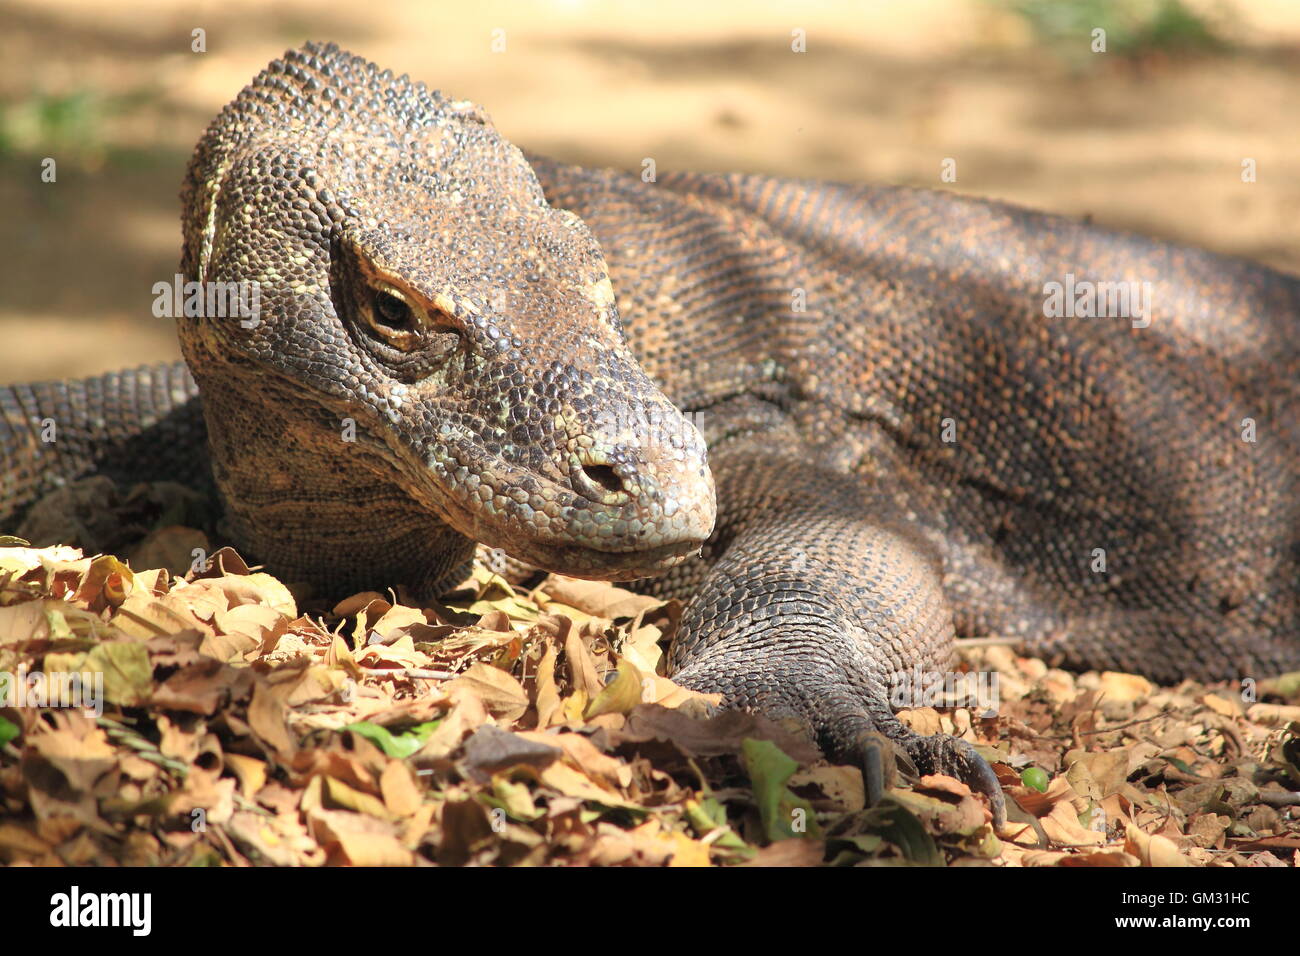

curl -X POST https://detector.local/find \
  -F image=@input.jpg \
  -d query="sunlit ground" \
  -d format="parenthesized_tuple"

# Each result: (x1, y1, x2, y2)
(2, 0, 1298, 382)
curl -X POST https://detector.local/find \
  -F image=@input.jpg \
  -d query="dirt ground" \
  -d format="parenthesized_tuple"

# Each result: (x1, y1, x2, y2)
(1, 0, 1299, 383)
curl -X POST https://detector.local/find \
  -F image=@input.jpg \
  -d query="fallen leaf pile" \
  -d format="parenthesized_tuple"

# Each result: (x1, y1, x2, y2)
(0, 526, 1297, 866)
(954, 646, 1300, 866)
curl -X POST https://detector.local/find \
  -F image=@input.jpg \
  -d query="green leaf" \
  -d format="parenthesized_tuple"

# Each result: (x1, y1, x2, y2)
(684, 797, 750, 855)
(741, 738, 821, 841)
(0, 716, 19, 748)
(863, 798, 944, 865)
(343, 720, 440, 759)
(826, 832, 885, 866)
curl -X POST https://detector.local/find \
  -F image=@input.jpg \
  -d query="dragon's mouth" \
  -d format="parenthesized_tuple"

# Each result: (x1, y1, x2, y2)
(418, 435, 715, 581)
(439, 481, 711, 581)
(503, 535, 703, 582)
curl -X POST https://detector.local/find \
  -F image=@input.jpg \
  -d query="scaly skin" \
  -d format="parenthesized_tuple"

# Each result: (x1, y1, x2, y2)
(173, 45, 716, 598)
(6, 44, 1300, 825)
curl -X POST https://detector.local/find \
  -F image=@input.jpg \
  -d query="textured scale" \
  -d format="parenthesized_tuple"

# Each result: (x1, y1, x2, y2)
(4, 44, 1300, 824)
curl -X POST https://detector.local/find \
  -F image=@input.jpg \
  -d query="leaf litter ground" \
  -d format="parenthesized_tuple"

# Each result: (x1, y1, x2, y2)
(1, 512, 1298, 867)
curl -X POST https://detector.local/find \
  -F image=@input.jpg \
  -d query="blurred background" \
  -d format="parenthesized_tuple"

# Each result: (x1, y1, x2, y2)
(1, 0, 1298, 383)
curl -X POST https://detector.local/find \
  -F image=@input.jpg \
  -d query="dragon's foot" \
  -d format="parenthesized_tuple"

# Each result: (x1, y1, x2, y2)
(853, 727, 1005, 828)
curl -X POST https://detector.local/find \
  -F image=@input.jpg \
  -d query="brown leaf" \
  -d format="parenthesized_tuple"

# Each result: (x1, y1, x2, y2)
(225, 754, 267, 800)
(191, 546, 252, 578)
(225, 809, 324, 867)
(446, 663, 529, 723)
(1098, 671, 1154, 703)
(247, 681, 297, 760)
(309, 808, 413, 866)
(614, 706, 820, 763)
(539, 762, 637, 809)
(417, 693, 491, 760)
(534, 638, 563, 730)
(541, 575, 665, 620)
(790, 766, 866, 813)
(322, 775, 393, 820)
(152, 660, 244, 715)
(743, 839, 825, 866)
(519, 731, 629, 791)
(380, 761, 424, 817)
(565, 626, 605, 698)
(1125, 823, 1190, 866)
(461, 725, 561, 783)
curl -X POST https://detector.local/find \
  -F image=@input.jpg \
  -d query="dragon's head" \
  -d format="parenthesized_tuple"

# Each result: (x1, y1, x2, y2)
(177, 43, 714, 594)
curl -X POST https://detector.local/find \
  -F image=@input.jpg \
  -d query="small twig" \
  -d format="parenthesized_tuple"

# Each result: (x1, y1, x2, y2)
(1034, 711, 1167, 741)
(1258, 790, 1300, 808)
(233, 792, 275, 817)
(96, 716, 189, 777)
(1160, 765, 1210, 785)
(1209, 716, 1249, 759)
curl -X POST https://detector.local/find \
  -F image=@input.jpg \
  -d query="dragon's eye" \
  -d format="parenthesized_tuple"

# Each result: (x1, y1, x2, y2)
(360, 282, 463, 364)
(372, 288, 415, 332)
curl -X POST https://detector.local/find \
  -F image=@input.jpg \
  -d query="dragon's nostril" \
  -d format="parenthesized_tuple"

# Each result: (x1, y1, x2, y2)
(581, 463, 625, 494)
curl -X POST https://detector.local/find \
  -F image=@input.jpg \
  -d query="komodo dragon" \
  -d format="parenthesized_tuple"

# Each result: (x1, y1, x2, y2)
(5, 44, 1300, 827)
